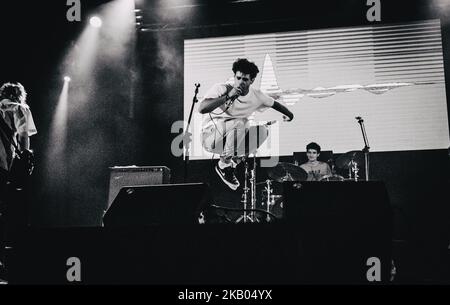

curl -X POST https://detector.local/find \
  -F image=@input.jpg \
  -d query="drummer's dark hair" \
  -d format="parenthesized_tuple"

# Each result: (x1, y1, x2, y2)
(232, 58, 259, 79)
(306, 142, 321, 153)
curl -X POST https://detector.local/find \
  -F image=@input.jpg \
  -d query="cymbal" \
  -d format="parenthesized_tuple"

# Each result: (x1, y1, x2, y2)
(256, 179, 274, 186)
(267, 162, 308, 182)
(335, 150, 364, 169)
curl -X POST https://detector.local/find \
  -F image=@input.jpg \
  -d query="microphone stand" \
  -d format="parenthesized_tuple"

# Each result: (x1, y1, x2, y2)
(184, 83, 200, 183)
(356, 116, 370, 181)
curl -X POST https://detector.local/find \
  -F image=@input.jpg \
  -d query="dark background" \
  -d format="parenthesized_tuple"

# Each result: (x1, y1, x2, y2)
(0, 0, 449, 283)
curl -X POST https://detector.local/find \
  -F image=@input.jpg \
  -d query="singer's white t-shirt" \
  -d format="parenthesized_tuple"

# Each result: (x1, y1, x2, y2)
(200, 83, 274, 131)
(0, 99, 37, 171)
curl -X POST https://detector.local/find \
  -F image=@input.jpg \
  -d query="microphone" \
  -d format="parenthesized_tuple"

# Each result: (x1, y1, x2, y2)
(225, 92, 240, 108)
(194, 83, 200, 95)
(229, 95, 239, 102)
(227, 85, 244, 102)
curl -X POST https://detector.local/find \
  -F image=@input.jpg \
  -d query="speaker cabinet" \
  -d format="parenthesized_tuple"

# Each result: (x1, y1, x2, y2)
(283, 181, 393, 283)
(107, 166, 170, 210)
(103, 183, 213, 226)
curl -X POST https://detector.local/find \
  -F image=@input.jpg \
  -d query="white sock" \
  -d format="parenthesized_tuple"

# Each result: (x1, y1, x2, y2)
(218, 159, 232, 169)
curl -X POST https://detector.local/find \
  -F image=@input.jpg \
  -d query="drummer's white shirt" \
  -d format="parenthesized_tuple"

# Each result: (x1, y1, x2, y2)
(300, 161, 332, 181)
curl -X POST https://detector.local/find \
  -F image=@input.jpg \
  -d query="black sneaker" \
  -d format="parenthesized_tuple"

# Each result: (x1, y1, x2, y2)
(215, 164, 240, 190)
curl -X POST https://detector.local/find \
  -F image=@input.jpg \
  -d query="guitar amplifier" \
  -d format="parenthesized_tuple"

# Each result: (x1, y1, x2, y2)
(106, 166, 171, 210)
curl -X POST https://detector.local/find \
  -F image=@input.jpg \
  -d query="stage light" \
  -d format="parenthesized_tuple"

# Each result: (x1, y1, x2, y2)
(90, 16, 103, 28)
(64, 76, 71, 82)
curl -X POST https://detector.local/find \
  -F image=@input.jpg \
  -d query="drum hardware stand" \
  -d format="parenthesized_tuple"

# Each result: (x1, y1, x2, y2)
(236, 122, 276, 223)
(262, 179, 273, 222)
(348, 160, 360, 181)
(356, 116, 370, 181)
(236, 153, 259, 223)
(236, 157, 251, 223)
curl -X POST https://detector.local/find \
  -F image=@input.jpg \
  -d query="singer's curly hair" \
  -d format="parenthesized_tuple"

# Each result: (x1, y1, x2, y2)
(306, 142, 321, 153)
(0, 82, 27, 104)
(232, 58, 260, 79)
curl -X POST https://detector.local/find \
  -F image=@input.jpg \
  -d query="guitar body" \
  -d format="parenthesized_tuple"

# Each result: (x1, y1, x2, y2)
(8, 149, 34, 187)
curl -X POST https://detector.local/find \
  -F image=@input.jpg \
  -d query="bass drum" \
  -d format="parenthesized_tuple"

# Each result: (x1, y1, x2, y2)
(319, 174, 345, 181)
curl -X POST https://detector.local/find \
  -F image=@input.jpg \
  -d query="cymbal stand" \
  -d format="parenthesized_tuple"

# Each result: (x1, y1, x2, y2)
(348, 159, 360, 181)
(347, 161, 352, 180)
(356, 116, 370, 181)
(262, 179, 273, 222)
(236, 154, 259, 223)
(249, 153, 258, 222)
(236, 158, 251, 223)
(352, 160, 359, 181)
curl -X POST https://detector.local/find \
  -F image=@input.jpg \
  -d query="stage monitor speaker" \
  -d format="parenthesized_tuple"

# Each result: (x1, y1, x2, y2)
(283, 181, 393, 283)
(103, 183, 213, 226)
(107, 166, 170, 210)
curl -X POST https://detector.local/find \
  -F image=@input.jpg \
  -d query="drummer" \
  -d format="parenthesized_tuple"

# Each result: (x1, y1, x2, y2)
(299, 142, 332, 181)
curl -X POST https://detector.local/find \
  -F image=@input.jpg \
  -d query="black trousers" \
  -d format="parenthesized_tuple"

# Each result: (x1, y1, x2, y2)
(0, 169, 7, 262)
(0, 169, 29, 260)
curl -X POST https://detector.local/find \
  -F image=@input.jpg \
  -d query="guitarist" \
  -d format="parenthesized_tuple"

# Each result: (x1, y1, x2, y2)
(0, 82, 37, 188)
(0, 82, 37, 281)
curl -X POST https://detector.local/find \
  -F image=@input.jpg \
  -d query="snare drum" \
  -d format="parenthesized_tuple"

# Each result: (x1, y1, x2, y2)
(319, 174, 345, 181)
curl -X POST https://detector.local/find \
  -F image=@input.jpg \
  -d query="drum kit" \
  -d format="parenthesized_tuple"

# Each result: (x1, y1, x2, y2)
(235, 116, 371, 222)
(236, 150, 366, 223)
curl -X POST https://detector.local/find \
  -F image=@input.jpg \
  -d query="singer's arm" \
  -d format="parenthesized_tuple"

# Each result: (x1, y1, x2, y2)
(198, 95, 228, 114)
(272, 101, 294, 121)
(198, 86, 241, 114)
